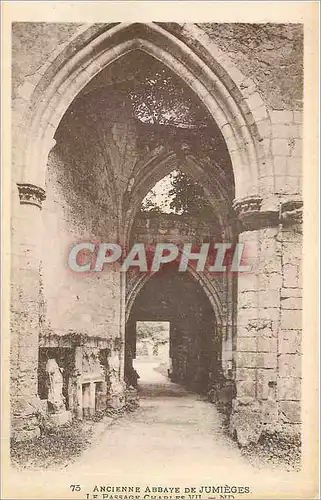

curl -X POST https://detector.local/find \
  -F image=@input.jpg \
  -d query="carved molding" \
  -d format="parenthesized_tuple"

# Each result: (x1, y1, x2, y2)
(233, 195, 262, 219)
(17, 183, 46, 209)
(233, 196, 303, 232)
(234, 196, 278, 232)
(280, 199, 303, 233)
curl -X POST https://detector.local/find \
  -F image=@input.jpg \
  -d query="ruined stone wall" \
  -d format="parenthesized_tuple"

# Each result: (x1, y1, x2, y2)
(231, 205, 302, 444)
(38, 89, 141, 414)
(197, 23, 303, 111)
(131, 214, 222, 245)
(12, 23, 83, 101)
(41, 144, 121, 342)
(10, 22, 303, 440)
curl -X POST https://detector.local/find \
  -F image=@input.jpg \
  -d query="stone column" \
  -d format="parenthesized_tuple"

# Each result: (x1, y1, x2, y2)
(11, 183, 46, 440)
(230, 195, 302, 446)
(277, 200, 303, 433)
(89, 382, 96, 416)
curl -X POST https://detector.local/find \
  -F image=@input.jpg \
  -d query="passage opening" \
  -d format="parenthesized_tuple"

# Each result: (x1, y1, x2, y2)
(134, 321, 171, 384)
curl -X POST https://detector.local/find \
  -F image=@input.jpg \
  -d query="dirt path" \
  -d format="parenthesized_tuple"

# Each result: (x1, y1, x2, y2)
(64, 362, 301, 498)
(9, 363, 303, 499)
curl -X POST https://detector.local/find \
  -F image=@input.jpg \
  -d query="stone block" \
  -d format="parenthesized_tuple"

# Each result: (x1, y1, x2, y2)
(282, 240, 302, 263)
(280, 309, 302, 330)
(238, 273, 258, 293)
(258, 290, 280, 308)
(257, 336, 277, 353)
(293, 111, 303, 124)
(281, 287, 302, 298)
(257, 369, 277, 400)
(272, 138, 291, 156)
(269, 110, 294, 124)
(261, 400, 278, 427)
(281, 296, 302, 310)
(279, 330, 301, 354)
(273, 156, 287, 176)
(234, 325, 251, 338)
(260, 257, 282, 275)
(258, 307, 280, 324)
(237, 381, 256, 398)
(278, 354, 301, 378)
(279, 401, 301, 423)
(247, 92, 264, 111)
(257, 353, 277, 369)
(259, 272, 282, 290)
(237, 337, 257, 352)
(235, 368, 256, 381)
(286, 156, 302, 176)
(274, 124, 301, 139)
(291, 139, 302, 157)
(47, 410, 72, 427)
(283, 264, 299, 288)
(256, 119, 271, 139)
(238, 308, 259, 326)
(238, 290, 258, 309)
(277, 377, 301, 400)
(236, 352, 257, 368)
(275, 175, 300, 195)
(230, 398, 263, 447)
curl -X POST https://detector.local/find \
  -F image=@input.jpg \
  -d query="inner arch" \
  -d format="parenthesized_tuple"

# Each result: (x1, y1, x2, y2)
(125, 267, 221, 393)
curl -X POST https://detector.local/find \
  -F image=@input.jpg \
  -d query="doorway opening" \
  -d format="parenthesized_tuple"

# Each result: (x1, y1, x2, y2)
(134, 321, 171, 385)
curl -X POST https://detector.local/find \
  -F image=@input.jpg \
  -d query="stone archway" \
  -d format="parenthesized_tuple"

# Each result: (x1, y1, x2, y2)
(125, 267, 222, 394)
(13, 22, 268, 196)
(11, 22, 303, 445)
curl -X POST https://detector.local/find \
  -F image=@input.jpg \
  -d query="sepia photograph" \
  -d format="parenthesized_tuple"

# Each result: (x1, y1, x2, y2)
(1, 3, 319, 499)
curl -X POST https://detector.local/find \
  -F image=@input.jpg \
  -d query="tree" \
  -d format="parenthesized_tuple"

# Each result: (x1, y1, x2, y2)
(136, 322, 169, 345)
(168, 171, 215, 218)
(140, 189, 162, 214)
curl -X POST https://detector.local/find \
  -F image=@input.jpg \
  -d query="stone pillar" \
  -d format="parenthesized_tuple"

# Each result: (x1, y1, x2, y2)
(89, 382, 96, 416)
(230, 195, 302, 446)
(11, 183, 46, 440)
(220, 272, 235, 378)
(277, 200, 303, 433)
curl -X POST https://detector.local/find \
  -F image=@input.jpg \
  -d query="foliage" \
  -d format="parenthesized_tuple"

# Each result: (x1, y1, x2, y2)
(168, 171, 216, 218)
(140, 188, 163, 214)
(241, 430, 301, 472)
(136, 321, 169, 345)
(114, 53, 208, 128)
(108, 52, 229, 217)
(11, 421, 92, 470)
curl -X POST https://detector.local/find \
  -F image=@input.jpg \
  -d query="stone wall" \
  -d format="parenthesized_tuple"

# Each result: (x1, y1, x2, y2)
(131, 213, 222, 245)
(196, 23, 303, 111)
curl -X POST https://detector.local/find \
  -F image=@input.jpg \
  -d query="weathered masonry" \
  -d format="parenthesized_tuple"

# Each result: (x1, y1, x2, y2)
(11, 22, 303, 445)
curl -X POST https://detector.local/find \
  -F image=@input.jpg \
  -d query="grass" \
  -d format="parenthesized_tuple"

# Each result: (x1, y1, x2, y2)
(11, 394, 140, 471)
(11, 419, 94, 471)
(241, 430, 302, 472)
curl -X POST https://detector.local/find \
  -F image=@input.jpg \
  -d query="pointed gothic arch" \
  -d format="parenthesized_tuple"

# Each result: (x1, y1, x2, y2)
(13, 22, 270, 200)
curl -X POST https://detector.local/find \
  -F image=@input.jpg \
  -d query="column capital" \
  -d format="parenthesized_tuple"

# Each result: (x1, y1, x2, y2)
(280, 199, 303, 233)
(233, 195, 278, 232)
(233, 196, 303, 233)
(17, 183, 46, 209)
